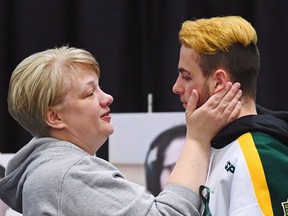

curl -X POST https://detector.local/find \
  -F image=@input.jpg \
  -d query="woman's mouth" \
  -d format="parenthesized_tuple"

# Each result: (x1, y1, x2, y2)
(101, 112, 111, 122)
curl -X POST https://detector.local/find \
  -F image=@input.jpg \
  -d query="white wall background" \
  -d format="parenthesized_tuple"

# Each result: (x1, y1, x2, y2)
(109, 112, 185, 164)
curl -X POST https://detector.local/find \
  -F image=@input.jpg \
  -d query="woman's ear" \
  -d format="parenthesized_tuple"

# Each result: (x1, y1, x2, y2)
(46, 108, 65, 129)
(212, 69, 229, 94)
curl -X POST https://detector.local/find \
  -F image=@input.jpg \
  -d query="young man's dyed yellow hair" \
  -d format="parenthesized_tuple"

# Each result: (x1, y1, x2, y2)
(179, 16, 257, 54)
(178, 16, 260, 100)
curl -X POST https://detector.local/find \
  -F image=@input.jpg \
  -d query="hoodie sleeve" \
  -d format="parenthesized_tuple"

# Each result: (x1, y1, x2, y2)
(58, 156, 201, 216)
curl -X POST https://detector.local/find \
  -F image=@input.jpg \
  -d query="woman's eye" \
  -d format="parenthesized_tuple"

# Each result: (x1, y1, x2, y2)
(88, 91, 94, 96)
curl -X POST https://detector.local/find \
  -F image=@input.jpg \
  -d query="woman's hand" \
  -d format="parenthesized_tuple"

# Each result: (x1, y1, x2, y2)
(167, 82, 241, 193)
(185, 82, 242, 145)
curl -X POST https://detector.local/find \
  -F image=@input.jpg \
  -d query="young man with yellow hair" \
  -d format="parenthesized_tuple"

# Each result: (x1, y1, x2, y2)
(173, 16, 288, 216)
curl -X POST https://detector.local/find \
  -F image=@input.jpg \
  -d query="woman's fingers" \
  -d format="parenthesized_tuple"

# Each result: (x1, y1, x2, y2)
(185, 82, 242, 143)
(215, 82, 242, 115)
(209, 82, 242, 128)
(212, 82, 241, 110)
(223, 88, 242, 124)
(186, 89, 199, 118)
(205, 82, 233, 110)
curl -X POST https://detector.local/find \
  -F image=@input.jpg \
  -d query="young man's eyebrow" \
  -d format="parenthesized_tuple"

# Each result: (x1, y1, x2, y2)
(178, 67, 191, 73)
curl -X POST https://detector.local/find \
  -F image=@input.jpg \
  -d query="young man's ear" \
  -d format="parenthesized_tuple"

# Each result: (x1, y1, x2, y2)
(212, 69, 229, 94)
(46, 108, 65, 129)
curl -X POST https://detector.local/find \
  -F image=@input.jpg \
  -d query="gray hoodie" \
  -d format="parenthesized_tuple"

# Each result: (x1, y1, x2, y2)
(0, 137, 201, 216)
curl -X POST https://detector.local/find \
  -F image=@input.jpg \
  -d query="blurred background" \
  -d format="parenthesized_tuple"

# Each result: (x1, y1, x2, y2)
(1, 0, 288, 158)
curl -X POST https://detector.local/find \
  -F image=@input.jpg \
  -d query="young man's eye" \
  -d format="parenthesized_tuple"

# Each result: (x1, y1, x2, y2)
(182, 75, 191, 81)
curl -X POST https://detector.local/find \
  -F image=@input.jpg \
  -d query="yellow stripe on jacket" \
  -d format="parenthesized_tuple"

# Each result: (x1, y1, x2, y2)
(238, 132, 273, 216)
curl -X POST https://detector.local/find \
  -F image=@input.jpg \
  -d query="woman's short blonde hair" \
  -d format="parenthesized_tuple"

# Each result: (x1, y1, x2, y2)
(179, 16, 257, 54)
(8, 46, 100, 137)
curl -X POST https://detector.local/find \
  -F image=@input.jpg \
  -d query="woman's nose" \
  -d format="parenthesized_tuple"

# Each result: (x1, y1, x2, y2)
(101, 91, 114, 106)
(105, 94, 113, 106)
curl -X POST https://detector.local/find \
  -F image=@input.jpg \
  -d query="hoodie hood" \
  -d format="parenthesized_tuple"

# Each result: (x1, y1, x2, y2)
(212, 105, 288, 149)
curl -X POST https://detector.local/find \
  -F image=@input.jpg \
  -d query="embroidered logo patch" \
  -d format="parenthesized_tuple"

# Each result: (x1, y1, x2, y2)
(282, 199, 288, 216)
(225, 161, 235, 174)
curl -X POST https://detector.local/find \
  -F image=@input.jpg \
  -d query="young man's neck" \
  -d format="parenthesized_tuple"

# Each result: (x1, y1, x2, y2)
(238, 99, 257, 118)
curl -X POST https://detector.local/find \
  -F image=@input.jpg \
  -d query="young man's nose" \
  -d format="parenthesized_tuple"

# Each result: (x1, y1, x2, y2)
(172, 79, 183, 95)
